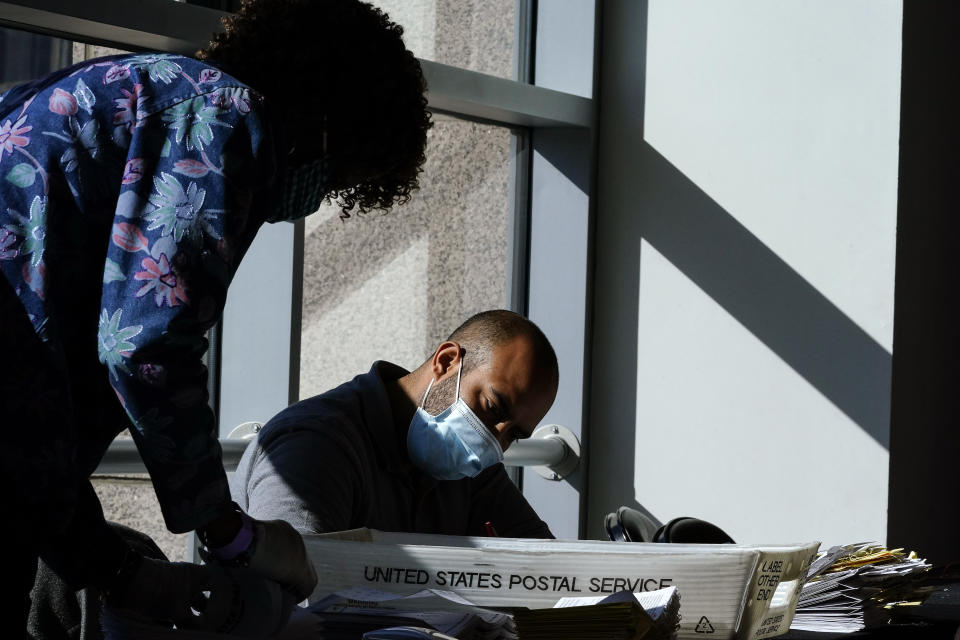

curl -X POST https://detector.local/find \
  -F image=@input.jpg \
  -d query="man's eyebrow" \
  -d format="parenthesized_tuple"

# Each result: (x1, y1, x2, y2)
(491, 388, 534, 438)
(490, 387, 510, 413)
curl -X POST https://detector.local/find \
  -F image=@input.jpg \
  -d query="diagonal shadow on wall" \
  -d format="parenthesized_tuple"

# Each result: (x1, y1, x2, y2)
(584, 138, 893, 458)
(634, 141, 893, 450)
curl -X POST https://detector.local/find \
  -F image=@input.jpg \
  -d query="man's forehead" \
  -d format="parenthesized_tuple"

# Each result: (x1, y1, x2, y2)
(486, 337, 541, 382)
(478, 338, 556, 410)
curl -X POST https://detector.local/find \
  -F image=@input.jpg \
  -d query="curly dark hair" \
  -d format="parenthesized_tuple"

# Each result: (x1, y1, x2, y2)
(198, 0, 431, 216)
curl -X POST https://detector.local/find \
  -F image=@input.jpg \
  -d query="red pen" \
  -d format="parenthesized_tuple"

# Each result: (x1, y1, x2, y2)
(484, 521, 499, 537)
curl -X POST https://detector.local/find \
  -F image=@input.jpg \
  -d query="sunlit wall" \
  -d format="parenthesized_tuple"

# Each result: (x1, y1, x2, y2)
(589, 0, 902, 546)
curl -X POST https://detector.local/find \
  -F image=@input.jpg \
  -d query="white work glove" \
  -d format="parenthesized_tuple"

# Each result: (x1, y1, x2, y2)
(107, 555, 295, 636)
(246, 518, 319, 601)
(202, 510, 318, 602)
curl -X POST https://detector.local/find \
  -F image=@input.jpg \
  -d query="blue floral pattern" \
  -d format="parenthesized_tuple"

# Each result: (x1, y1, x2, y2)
(97, 307, 143, 378)
(3, 195, 46, 266)
(0, 53, 279, 533)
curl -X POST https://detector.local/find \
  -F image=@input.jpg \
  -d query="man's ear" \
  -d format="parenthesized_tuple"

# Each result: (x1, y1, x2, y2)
(430, 341, 462, 379)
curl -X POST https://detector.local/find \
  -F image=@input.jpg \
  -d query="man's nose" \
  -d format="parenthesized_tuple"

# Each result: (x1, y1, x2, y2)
(493, 423, 512, 451)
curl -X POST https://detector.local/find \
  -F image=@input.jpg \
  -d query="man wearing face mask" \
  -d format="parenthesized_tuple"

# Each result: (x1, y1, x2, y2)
(232, 310, 558, 539)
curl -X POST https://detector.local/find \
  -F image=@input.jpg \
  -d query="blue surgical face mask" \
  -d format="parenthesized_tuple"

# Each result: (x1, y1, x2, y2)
(406, 357, 504, 481)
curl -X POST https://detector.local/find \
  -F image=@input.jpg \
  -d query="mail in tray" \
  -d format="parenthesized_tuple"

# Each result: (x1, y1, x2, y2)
(303, 529, 819, 639)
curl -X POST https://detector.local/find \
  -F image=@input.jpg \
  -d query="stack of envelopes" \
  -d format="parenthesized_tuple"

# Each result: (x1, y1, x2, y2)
(303, 587, 517, 640)
(789, 542, 930, 634)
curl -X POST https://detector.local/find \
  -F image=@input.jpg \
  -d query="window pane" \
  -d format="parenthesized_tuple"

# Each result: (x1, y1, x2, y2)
(0, 27, 72, 91)
(300, 114, 514, 397)
(369, 0, 518, 80)
(0, 29, 129, 90)
(71, 43, 129, 61)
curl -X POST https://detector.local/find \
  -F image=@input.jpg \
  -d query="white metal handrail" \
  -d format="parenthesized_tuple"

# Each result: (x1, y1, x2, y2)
(95, 423, 580, 480)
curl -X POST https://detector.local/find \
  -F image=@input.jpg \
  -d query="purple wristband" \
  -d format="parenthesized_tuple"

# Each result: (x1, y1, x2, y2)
(210, 510, 255, 561)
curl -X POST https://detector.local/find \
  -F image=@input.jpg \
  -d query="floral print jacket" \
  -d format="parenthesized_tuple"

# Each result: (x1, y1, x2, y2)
(0, 54, 279, 533)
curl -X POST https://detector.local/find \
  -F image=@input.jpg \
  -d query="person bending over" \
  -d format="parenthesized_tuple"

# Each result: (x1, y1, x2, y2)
(1, 0, 430, 633)
(233, 310, 558, 539)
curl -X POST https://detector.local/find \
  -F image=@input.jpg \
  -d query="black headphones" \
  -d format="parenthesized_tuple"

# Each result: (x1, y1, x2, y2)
(605, 506, 735, 544)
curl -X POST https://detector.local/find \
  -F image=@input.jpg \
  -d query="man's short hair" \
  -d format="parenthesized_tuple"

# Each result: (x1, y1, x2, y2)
(447, 310, 559, 385)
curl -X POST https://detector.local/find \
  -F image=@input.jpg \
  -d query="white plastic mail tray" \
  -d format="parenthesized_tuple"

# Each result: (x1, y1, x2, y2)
(303, 529, 819, 640)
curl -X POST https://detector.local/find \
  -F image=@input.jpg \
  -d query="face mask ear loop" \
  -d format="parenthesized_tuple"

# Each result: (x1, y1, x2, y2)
(419, 378, 435, 409)
(455, 353, 464, 401)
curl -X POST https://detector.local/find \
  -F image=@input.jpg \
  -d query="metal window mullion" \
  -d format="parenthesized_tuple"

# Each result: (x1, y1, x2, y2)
(521, 0, 599, 541)
(288, 218, 304, 405)
(504, 0, 536, 489)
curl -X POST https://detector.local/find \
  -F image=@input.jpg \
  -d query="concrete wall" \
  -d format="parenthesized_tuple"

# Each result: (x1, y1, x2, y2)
(372, 0, 514, 79)
(299, 114, 512, 398)
(588, 0, 902, 547)
(295, 1, 515, 396)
